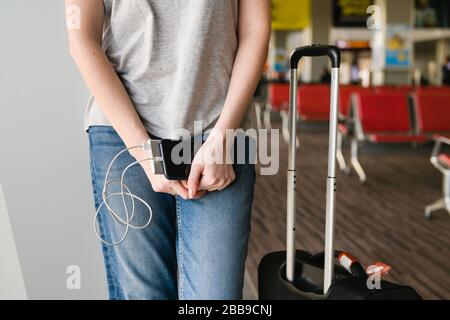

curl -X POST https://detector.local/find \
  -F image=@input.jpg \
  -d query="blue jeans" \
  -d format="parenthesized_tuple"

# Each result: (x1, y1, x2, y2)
(88, 126, 255, 300)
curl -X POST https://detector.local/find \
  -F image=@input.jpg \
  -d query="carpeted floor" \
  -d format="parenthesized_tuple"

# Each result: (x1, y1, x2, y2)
(245, 125, 450, 300)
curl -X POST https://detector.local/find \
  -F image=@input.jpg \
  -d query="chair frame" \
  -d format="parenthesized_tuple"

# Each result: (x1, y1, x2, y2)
(425, 136, 450, 219)
(342, 93, 422, 184)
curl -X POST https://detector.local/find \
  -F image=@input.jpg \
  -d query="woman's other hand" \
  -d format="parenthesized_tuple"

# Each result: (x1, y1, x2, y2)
(131, 148, 205, 200)
(187, 132, 236, 199)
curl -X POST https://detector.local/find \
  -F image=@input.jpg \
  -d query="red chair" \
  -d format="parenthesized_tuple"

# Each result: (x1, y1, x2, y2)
(266, 82, 288, 134)
(268, 83, 290, 113)
(348, 92, 427, 183)
(397, 85, 414, 94)
(298, 85, 330, 121)
(373, 85, 413, 96)
(339, 85, 369, 117)
(415, 86, 450, 95)
(413, 92, 450, 137)
(425, 136, 450, 219)
(373, 85, 397, 94)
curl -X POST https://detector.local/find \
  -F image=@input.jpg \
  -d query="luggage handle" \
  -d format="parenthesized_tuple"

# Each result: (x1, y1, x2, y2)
(290, 44, 341, 68)
(286, 45, 341, 295)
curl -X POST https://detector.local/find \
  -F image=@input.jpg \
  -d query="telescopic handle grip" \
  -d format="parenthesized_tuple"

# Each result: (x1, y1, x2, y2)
(290, 44, 341, 69)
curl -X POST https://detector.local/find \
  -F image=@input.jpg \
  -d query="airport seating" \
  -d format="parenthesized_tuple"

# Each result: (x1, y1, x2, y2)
(413, 91, 450, 138)
(373, 85, 414, 96)
(415, 86, 450, 95)
(298, 85, 331, 121)
(425, 135, 450, 219)
(345, 91, 427, 183)
(338, 85, 373, 117)
(265, 84, 450, 162)
(414, 92, 450, 218)
(267, 83, 290, 113)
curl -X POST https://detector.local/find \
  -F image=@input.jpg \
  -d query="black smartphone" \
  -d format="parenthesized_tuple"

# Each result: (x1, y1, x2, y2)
(159, 139, 202, 180)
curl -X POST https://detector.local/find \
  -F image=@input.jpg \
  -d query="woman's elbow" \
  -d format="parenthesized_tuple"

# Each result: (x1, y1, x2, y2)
(68, 37, 83, 60)
(68, 36, 99, 62)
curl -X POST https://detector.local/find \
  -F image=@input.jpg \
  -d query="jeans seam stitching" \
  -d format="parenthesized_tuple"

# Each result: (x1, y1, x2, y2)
(176, 197, 184, 299)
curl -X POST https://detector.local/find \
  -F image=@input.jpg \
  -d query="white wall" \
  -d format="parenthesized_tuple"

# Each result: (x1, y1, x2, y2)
(0, 181, 27, 299)
(0, 0, 107, 299)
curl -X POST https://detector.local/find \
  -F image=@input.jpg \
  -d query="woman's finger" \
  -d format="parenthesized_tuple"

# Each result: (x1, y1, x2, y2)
(199, 176, 233, 192)
(172, 181, 189, 200)
(180, 180, 188, 189)
(187, 164, 203, 199)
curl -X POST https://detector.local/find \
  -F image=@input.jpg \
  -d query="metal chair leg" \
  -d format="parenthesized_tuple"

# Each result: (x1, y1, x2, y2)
(444, 174, 450, 212)
(443, 174, 450, 217)
(337, 131, 350, 174)
(280, 110, 299, 148)
(425, 198, 445, 219)
(280, 110, 289, 144)
(425, 174, 450, 219)
(255, 102, 262, 130)
(263, 109, 272, 130)
(350, 138, 367, 183)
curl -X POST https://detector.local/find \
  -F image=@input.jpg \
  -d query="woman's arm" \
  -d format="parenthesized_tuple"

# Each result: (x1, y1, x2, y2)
(65, 0, 149, 150)
(215, 0, 271, 133)
(66, 0, 191, 198)
(187, 0, 271, 198)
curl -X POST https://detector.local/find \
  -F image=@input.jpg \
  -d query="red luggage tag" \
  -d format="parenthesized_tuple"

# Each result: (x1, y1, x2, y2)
(366, 262, 391, 278)
(338, 252, 367, 278)
(338, 253, 391, 279)
(338, 252, 358, 274)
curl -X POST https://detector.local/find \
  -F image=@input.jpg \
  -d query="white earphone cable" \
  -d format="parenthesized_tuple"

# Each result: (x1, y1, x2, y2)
(94, 143, 158, 246)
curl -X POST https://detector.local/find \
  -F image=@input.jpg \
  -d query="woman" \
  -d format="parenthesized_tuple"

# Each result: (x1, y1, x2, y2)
(66, 0, 270, 300)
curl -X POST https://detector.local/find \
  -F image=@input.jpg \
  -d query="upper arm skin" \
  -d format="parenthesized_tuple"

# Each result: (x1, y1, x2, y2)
(65, 0, 104, 54)
(238, 0, 271, 41)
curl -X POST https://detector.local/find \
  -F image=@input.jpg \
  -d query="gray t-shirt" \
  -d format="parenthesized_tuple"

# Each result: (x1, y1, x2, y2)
(85, 0, 256, 139)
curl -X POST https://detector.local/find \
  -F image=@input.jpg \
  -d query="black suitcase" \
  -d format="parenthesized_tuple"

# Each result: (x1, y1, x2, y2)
(258, 45, 422, 300)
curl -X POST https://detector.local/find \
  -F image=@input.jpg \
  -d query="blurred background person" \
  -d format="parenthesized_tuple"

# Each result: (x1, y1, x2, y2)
(443, 56, 450, 86)
(320, 67, 331, 84)
(350, 58, 361, 85)
(415, 0, 438, 28)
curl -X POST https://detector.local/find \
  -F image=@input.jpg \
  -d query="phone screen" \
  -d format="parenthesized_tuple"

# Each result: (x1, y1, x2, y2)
(159, 139, 200, 180)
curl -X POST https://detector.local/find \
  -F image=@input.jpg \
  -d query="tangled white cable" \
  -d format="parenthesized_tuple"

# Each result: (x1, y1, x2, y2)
(94, 142, 159, 246)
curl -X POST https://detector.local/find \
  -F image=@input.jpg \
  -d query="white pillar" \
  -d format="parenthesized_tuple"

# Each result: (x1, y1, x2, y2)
(310, 0, 333, 82)
(372, 0, 415, 85)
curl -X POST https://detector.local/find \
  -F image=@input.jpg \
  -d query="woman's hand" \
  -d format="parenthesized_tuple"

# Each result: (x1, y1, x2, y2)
(131, 148, 205, 200)
(147, 173, 190, 199)
(187, 133, 236, 199)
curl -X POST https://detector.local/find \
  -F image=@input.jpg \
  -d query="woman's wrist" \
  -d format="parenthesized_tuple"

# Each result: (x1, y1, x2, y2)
(123, 128, 150, 148)
(129, 147, 151, 162)
(206, 125, 234, 164)
(121, 130, 151, 162)
(214, 116, 239, 134)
